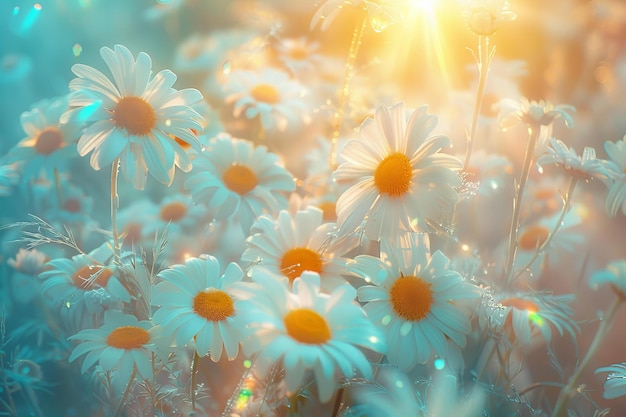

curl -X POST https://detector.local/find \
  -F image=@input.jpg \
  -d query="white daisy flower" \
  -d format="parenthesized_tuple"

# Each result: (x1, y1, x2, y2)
(237, 271, 385, 402)
(68, 310, 158, 387)
(602, 136, 626, 216)
(498, 98, 575, 130)
(596, 362, 626, 399)
(462, 0, 516, 36)
(504, 206, 584, 280)
(142, 193, 209, 238)
(347, 238, 479, 371)
(495, 292, 579, 346)
(62, 44, 205, 189)
(223, 68, 309, 131)
(9, 95, 80, 181)
(334, 102, 462, 241)
(241, 207, 350, 292)
(152, 255, 247, 361)
(8, 248, 48, 276)
(39, 248, 129, 331)
(537, 138, 612, 181)
(274, 37, 323, 78)
(352, 367, 486, 417)
(184, 134, 295, 233)
(590, 259, 626, 299)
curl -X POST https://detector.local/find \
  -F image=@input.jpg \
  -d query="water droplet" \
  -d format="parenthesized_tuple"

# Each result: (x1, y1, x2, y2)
(434, 358, 445, 370)
(381, 314, 391, 326)
(222, 60, 232, 75)
(72, 44, 82, 57)
(400, 322, 412, 336)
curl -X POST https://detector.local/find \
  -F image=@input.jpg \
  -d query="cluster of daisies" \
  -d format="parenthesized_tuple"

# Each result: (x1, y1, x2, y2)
(3, 1, 626, 416)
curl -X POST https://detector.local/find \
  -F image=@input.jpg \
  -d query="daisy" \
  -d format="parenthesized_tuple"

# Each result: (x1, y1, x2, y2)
(8, 248, 48, 276)
(39, 247, 129, 330)
(274, 37, 323, 78)
(347, 239, 479, 371)
(602, 136, 626, 216)
(68, 310, 158, 388)
(142, 193, 209, 238)
(537, 138, 612, 181)
(334, 103, 463, 241)
(495, 292, 579, 346)
(462, 0, 516, 36)
(223, 68, 309, 131)
(498, 98, 575, 131)
(511, 205, 584, 279)
(590, 259, 626, 299)
(62, 44, 205, 189)
(241, 207, 351, 292)
(152, 255, 247, 360)
(8, 95, 80, 181)
(595, 362, 626, 399)
(184, 133, 295, 233)
(237, 271, 385, 403)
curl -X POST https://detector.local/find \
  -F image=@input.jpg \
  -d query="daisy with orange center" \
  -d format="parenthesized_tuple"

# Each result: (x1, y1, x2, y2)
(497, 206, 584, 282)
(8, 95, 81, 181)
(236, 271, 385, 403)
(40, 248, 130, 331)
(347, 238, 479, 371)
(68, 310, 158, 389)
(241, 207, 353, 292)
(334, 103, 462, 242)
(494, 292, 578, 346)
(62, 44, 204, 189)
(152, 255, 247, 360)
(223, 68, 309, 131)
(184, 134, 295, 233)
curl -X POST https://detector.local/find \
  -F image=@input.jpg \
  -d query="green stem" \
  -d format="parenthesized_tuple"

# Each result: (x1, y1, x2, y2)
(110, 158, 121, 265)
(463, 35, 491, 169)
(112, 365, 137, 417)
(551, 297, 623, 417)
(512, 176, 578, 282)
(191, 350, 200, 410)
(503, 126, 540, 284)
(329, 16, 367, 170)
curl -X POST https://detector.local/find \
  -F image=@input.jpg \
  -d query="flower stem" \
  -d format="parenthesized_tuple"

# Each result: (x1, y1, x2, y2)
(551, 297, 623, 417)
(112, 365, 137, 417)
(463, 35, 491, 169)
(191, 350, 200, 410)
(110, 158, 121, 265)
(329, 16, 367, 170)
(512, 176, 578, 282)
(503, 126, 540, 284)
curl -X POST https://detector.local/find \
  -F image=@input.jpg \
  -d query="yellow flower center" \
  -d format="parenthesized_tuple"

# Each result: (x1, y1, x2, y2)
(518, 225, 550, 251)
(123, 223, 142, 245)
(35, 128, 64, 155)
(193, 290, 235, 321)
(113, 96, 156, 136)
(389, 276, 433, 321)
(223, 164, 258, 195)
(284, 308, 331, 344)
(63, 198, 81, 213)
(500, 297, 540, 313)
(318, 201, 337, 222)
(250, 83, 280, 104)
(280, 247, 323, 282)
(72, 265, 113, 289)
(106, 326, 150, 349)
(374, 152, 412, 197)
(288, 45, 308, 60)
(159, 201, 188, 223)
